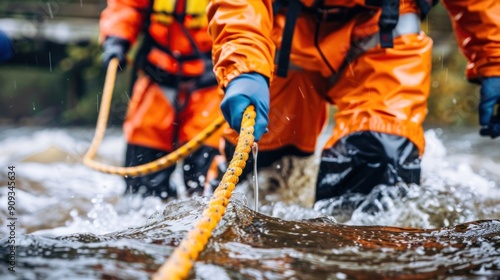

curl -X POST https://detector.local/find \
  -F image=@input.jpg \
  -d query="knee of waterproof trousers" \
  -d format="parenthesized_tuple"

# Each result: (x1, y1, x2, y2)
(124, 143, 177, 199)
(315, 131, 421, 201)
(182, 145, 220, 196)
(223, 138, 314, 181)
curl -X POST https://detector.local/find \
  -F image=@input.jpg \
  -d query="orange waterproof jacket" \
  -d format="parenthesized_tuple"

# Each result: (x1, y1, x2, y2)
(207, 0, 422, 87)
(100, 0, 212, 78)
(441, 0, 500, 82)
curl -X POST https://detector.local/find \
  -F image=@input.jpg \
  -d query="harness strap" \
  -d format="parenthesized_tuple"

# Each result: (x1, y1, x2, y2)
(275, 0, 302, 78)
(415, 0, 436, 19)
(329, 12, 420, 87)
(136, 0, 216, 148)
(274, 0, 436, 76)
(359, 12, 421, 53)
(138, 0, 209, 79)
(379, 0, 400, 48)
(272, 0, 287, 16)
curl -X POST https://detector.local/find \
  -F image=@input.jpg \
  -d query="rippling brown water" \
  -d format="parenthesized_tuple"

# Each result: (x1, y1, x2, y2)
(0, 127, 499, 279)
(3, 196, 499, 279)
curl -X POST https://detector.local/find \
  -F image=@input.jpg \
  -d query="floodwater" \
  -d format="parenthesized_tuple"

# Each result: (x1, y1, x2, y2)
(0, 126, 499, 279)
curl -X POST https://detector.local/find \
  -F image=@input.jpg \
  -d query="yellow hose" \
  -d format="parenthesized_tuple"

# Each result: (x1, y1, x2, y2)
(83, 57, 225, 176)
(153, 106, 256, 280)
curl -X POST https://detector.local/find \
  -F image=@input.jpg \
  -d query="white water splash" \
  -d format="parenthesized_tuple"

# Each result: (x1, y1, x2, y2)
(0, 127, 499, 240)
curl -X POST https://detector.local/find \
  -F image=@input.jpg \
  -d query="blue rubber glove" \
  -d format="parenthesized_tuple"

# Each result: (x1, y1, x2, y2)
(479, 77, 500, 139)
(0, 30, 13, 63)
(221, 73, 270, 141)
(101, 36, 130, 72)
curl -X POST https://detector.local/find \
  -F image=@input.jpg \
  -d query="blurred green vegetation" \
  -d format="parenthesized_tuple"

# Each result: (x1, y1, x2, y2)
(0, 0, 124, 126)
(422, 3, 480, 128)
(0, 41, 131, 126)
(0, 2, 483, 129)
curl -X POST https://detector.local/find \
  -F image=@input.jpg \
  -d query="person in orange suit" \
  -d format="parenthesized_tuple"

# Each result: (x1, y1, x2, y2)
(99, 0, 224, 199)
(206, 0, 500, 206)
(441, 0, 500, 139)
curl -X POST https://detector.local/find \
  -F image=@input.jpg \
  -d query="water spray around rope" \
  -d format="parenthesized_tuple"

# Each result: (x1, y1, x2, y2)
(153, 106, 256, 280)
(252, 142, 259, 212)
(84, 57, 258, 280)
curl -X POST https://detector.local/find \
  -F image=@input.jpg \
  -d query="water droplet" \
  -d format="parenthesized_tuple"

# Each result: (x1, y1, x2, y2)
(70, 209, 79, 218)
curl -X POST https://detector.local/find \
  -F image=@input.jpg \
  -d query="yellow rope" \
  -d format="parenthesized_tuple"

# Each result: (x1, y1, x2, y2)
(153, 106, 256, 280)
(83, 57, 225, 176)
(85, 58, 257, 279)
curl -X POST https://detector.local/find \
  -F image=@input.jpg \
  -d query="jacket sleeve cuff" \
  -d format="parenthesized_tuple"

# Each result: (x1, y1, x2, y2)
(215, 59, 273, 89)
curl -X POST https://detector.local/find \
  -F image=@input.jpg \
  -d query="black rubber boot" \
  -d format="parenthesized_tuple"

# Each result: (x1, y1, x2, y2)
(315, 131, 421, 201)
(124, 143, 177, 199)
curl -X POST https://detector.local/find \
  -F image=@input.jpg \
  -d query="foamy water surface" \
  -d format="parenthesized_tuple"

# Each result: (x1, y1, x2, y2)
(0, 126, 499, 279)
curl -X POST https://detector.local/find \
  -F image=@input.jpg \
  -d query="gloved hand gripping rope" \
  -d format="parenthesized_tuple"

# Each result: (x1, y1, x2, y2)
(84, 57, 257, 280)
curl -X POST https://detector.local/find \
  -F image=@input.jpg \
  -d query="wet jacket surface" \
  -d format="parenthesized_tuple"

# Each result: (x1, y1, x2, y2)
(207, 0, 498, 200)
(100, 0, 223, 152)
(441, 0, 500, 82)
(207, 0, 430, 155)
(100, 0, 213, 78)
(208, 0, 421, 85)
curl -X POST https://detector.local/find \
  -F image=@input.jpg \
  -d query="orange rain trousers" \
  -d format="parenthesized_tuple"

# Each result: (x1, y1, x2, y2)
(209, 0, 432, 155)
